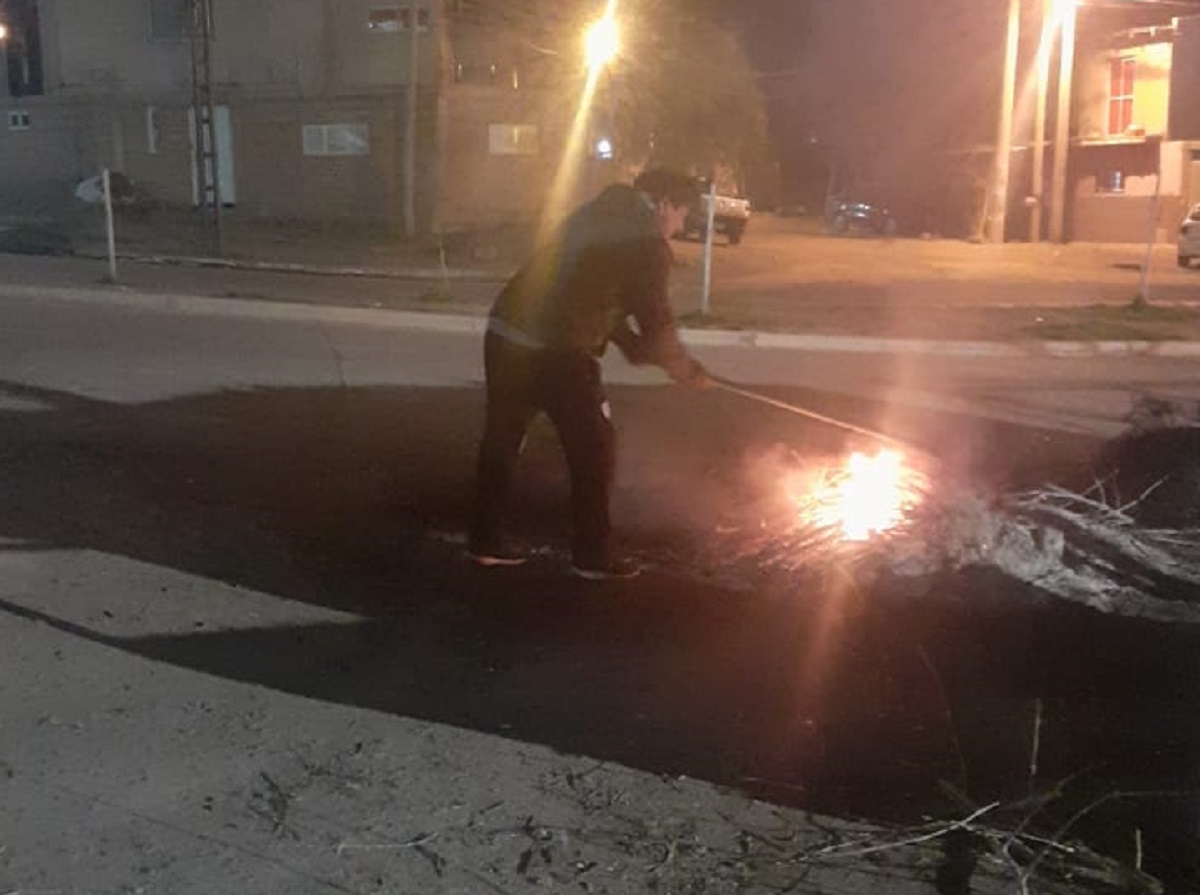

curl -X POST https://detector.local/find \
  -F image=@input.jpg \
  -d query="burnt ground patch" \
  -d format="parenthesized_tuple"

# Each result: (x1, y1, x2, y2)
(0, 379, 1195, 890)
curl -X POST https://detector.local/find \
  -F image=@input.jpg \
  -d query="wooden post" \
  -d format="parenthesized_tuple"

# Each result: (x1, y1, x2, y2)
(1030, 0, 1052, 242)
(403, 0, 419, 239)
(991, 0, 1020, 243)
(1049, 0, 1076, 244)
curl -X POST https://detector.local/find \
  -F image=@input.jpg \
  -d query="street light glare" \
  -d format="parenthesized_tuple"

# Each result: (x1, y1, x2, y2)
(584, 15, 619, 71)
(0, 24, 8, 42)
(1050, 0, 1081, 23)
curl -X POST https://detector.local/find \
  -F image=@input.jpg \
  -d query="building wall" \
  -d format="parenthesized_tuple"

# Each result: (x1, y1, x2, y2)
(438, 82, 602, 230)
(0, 97, 116, 216)
(11, 0, 597, 231)
(41, 0, 435, 97)
(1071, 140, 1185, 242)
(1170, 15, 1200, 140)
(231, 94, 414, 222)
(22, 0, 445, 229)
(114, 92, 438, 224)
(43, 0, 193, 94)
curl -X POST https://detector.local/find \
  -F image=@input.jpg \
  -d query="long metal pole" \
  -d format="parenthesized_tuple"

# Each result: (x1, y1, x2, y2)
(200, 0, 222, 254)
(711, 378, 923, 456)
(1138, 170, 1162, 302)
(102, 168, 118, 282)
(991, 0, 1020, 243)
(1049, 0, 1076, 244)
(0, 32, 9, 99)
(429, 0, 447, 237)
(700, 178, 716, 316)
(187, 2, 209, 233)
(1030, 0, 1052, 242)
(402, 0, 419, 239)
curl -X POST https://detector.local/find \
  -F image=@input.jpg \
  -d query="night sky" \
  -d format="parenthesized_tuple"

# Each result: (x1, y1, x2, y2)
(716, 0, 1200, 208)
(724, 0, 1015, 206)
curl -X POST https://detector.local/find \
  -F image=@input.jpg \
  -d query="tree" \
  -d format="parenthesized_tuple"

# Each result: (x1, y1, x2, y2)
(613, 0, 769, 180)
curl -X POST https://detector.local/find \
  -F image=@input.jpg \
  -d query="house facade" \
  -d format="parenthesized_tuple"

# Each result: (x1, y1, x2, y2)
(1068, 13, 1200, 242)
(438, 2, 611, 230)
(0, 0, 605, 233)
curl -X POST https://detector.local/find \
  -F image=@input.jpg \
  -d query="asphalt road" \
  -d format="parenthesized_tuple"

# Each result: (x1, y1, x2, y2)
(1, 289, 1198, 890)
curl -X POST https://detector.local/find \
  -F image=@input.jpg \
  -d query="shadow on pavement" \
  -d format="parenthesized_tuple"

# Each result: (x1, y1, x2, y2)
(0, 378, 1196, 887)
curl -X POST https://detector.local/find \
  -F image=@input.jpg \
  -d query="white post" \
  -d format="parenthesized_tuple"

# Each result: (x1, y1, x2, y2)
(1138, 170, 1162, 304)
(700, 179, 717, 316)
(102, 168, 118, 283)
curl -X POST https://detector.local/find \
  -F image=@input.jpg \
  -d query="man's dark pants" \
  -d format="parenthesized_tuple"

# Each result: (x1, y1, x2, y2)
(470, 330, 616, 565)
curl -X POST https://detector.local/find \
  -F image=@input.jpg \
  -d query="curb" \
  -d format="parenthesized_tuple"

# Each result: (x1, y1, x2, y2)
(74, 249, 511, 284)
(6, 278, 1200, 359)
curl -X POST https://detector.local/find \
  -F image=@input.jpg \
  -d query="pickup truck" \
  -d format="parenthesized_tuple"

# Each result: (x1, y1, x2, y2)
(680, 177, 751, 245)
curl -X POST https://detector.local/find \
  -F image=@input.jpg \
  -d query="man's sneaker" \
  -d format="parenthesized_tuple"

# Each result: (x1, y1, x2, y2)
(570, 556, 642, 581)
(467, 543, 528, 567)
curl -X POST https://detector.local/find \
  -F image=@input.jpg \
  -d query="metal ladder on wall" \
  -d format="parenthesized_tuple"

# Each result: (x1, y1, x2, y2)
(188, 0, 222, 252)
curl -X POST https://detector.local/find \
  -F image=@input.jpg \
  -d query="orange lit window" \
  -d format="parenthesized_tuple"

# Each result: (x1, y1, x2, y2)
(1109, 57, 1135, 136)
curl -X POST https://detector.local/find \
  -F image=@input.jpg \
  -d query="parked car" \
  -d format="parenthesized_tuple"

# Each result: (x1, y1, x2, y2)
(824, 192, 898, 237)
(680, 178, 751, 245)
(1178, 204, 1200, 267)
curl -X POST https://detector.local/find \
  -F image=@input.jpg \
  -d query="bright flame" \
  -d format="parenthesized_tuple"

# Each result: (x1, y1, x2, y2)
(789, 449, 920, 543)
(833, 450, 906, 541)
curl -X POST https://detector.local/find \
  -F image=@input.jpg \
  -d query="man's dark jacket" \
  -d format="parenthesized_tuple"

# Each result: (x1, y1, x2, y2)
(488, 183, 694, 381)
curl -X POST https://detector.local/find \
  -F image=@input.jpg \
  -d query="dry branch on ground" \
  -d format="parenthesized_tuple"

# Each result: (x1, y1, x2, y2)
(720, 423, 1200, 624)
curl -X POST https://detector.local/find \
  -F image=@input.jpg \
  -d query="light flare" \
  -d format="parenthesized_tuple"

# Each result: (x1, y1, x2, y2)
(533, 0, 619, 245)
(584, 13, 619, 72)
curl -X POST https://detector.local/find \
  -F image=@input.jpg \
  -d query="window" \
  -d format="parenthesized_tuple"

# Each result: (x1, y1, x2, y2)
(1096, 169, 1124, 193)
(1109, 57, 1135, 136)
(487, 123, 539, 156)
(7, 111, 30, 130)
(368, 6, 429, 32)
(454, 59, 533, 88)
(302, 123, 371, 156)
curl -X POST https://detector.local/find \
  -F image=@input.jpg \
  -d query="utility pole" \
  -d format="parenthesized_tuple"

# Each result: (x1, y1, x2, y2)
(1049, 0, 1076, 243)
(430, 0, 447, 237)
(189, 0, 222, 254)
(0, 22, 10, 99)
(1030, 0, 1052, 242)
(402, 0, 419, 239)
(188, 2, 207, 231)
(991, 0, 1020, 243)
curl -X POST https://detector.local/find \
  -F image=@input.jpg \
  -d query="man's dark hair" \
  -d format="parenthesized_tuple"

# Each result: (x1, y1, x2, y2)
(633, 167, 699, 209)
